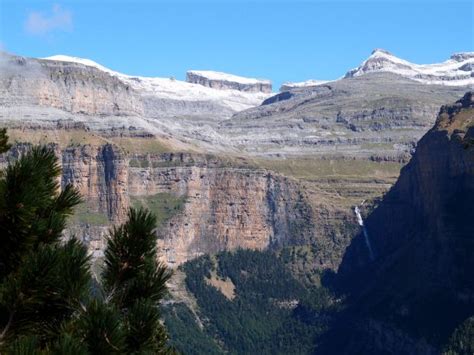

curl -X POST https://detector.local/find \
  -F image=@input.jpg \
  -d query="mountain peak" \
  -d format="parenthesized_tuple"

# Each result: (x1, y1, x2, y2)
(370, 48, 393, 56)
(450, 52, 474, 62)
(345, 49, 474, 86)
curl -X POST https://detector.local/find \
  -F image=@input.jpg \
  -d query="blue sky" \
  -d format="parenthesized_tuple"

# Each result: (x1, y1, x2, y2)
(0, 0, 472, 90)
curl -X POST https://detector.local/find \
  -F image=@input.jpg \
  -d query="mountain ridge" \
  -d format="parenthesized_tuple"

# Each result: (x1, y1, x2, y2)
(344, 48, 474, 86)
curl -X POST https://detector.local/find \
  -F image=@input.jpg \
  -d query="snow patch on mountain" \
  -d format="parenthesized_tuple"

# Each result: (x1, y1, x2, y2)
(187, 70, 271, 85)
(280, 79, 331, 91)
(43, 55, 272, 112)
(345, 49, 474, 86)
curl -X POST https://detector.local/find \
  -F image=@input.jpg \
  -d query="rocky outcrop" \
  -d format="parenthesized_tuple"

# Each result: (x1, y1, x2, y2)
(0, 53, 143, 116)
(0, 52, 269, 147)
(127, 153, 313, 265)
(1, 146, 316, 266)
(186, 70, 272, 93)
(0, 51, 469, 159)
(337, 92, 474, 350)
(61, 144, 129, 222)
(223, 73, 467, 158)
(280, 80, 329, 92)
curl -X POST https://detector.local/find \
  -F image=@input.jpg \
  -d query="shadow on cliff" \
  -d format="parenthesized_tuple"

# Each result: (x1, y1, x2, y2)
(316, 92, 474, 354)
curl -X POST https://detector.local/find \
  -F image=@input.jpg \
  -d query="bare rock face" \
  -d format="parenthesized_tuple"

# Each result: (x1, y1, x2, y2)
(225, 73, 468, 159)
(0, 52, 270, 147)
(61, 144, 129, 222)
(0, 54, 143, 116)
(186, 70, 272, 93)
(127, 153, 313, 265)
(336, 92, 474, 350)
(1, 146, 317, 266)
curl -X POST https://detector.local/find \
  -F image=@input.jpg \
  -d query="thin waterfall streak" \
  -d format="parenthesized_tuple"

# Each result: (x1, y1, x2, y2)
(354, 205, 375, 261)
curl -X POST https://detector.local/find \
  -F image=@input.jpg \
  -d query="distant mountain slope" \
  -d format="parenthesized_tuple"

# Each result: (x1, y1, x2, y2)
(277, 49, 473, 93)
(336, 92, 474, 351)
(186, 70, 272, 93)
(345, 49, 474, 86)
(223, 73, 468, 159)
(43, 55, 271, 110)
(0, 52, 275, 152)
(1, 50, 471, 158)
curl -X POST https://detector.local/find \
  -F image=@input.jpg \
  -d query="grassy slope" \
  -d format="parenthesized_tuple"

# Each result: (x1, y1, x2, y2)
(130, 192, 186, 229)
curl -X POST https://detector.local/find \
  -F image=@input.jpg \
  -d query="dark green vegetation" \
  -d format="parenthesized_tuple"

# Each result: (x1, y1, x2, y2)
(164, 249, 339, 354)
(131, 193, 186, 229)
(0, 128, 10, 154)
(0, 134, 173, 353)
(163, 303, 222, 355)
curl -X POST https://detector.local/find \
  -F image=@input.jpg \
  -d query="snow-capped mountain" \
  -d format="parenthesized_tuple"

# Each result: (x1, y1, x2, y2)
(279, 79, 330, 92)
(345, 49, 474, 86)
(186, 70, 272, 93)
(43, 55, 272, 112)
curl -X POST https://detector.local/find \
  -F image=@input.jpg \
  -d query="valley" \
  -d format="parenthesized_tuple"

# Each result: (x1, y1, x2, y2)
(0, 47, 472, 353)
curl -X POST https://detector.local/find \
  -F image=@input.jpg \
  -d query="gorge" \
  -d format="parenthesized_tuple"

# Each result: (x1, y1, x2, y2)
(0, 47, 473, 353)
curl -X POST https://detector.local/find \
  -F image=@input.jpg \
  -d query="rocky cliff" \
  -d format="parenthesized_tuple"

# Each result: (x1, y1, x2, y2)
(61, 144, 130, 223)
(1, 146, 321, 267)
(223, 73, 468, 159)
(335, 92, 474, 350)
(0, 52, 270, 149)
(0, 53, 143, 116)
(126, 153, 314, 265)
(1, 51, 469, 159)
(186, 70, 272, 93)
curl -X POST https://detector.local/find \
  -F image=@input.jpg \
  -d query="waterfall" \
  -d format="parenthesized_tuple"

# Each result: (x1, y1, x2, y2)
(354, 205, 375, 261)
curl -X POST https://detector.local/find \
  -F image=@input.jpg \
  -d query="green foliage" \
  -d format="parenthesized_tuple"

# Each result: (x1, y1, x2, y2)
(0, 147, 82, 277)
(0, 144, 86, 348)
(0, 240, 91, 344)
(0, 134, 174, 353)
(163, 303, 221, 354)
(0, 128, 11, 154)
(102, 208, 173, 353)
(51, 333, 88, 355)
(164, 249, 335, 354)
(7, 335, 41, 355)
(67, 300, 126, 354)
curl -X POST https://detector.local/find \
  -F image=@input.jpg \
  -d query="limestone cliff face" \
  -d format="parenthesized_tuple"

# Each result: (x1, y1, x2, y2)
(127, 153, 313, 265)
(0, 143, 130, 256)
(186, 71, 272, 93)
(61, 144, 129, 222)
(0, 55, 143, 116)
(1, 146, 315, 266)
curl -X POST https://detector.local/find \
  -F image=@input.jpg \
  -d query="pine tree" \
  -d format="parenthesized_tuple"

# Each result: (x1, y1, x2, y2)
(59, 209, 174, 354)
(0, 128, 10, 154)
(0, 145, 88, 348)
(0, 131, 174, 354)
